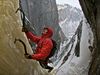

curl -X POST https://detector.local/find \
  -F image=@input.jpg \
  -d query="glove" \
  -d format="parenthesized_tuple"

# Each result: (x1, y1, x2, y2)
(22, 27, 28, 32)
(24, 54, 32, 59)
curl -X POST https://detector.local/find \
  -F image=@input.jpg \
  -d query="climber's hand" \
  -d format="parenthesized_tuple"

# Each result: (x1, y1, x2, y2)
(22, 27, 28, 32)
(24, 54, 32, 59)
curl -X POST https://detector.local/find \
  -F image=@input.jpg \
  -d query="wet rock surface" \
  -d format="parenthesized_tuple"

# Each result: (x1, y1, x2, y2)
(0, 0, 53, 75)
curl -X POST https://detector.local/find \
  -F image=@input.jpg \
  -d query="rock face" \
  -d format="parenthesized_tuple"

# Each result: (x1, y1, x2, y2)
(58, 4, 82, 22)
(79, 0, 100, 75)
(56, 4, 94, 75)
(0, 0, 53, 75)
(58, 4, 82, 38)
(20, 0, 62, 45)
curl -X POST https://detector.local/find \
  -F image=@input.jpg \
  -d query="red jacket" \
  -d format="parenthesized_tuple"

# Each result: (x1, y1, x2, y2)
(25, 27, 53, 61)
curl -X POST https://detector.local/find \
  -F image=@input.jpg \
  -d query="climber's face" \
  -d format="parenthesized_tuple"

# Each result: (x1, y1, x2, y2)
(42, 27, 53, 38)
(42, 28, 48, 35)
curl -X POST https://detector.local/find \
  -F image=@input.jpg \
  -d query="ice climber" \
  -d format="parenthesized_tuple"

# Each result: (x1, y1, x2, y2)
(22, 27, 54, 72)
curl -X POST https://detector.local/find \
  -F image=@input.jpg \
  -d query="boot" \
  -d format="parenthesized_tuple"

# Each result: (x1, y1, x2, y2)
(48, 67, 53, 72)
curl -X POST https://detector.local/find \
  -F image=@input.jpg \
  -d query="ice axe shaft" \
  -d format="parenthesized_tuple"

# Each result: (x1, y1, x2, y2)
(14, 38, 28, 55)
